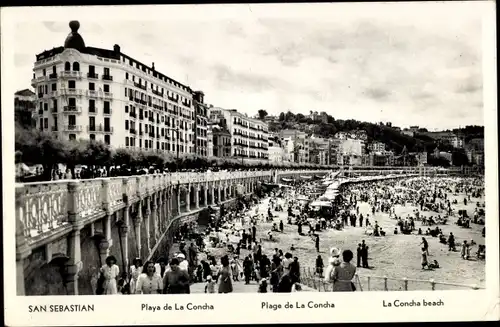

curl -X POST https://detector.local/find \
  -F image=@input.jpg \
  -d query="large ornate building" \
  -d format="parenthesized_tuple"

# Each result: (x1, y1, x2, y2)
(32, 21, 206, 157)
(209, 107, 269, 161)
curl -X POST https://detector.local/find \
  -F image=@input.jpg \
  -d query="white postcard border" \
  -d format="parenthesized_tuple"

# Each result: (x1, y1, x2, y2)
(2, 2, 499, 326)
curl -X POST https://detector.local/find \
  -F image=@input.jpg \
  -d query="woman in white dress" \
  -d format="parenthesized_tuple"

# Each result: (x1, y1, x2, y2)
(100, 255, 119, 295)
(135, 261, 163, 294)
(129, 258, 143, 294)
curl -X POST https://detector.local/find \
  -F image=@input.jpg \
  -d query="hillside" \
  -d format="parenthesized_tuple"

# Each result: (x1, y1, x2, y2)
(267, 111, 483, 162)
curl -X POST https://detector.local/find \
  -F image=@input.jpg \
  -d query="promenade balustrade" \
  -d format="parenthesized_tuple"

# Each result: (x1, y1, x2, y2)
(299, 267, 484, 292)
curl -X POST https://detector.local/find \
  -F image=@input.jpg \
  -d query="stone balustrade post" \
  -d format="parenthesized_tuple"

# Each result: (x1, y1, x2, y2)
(145, 196, 151, 253)
(217, 183, 221, 203)
(122, 178, 131, 269)
(15, 185, 31, 296)
(203, 184, 208, 206)
(151, 194, 158, 243)
(67, 181, 85, 295)
(186, 185, 191, 212)
(99, 179, 113, 263)
(176, 186, 181, 214)
(135, 199, 143, 256)
(195, 184, 200, 209)
(122, 206, 130, 269)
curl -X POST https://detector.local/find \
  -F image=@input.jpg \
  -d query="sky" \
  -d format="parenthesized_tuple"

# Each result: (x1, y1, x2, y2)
(9, 2, 489, 130)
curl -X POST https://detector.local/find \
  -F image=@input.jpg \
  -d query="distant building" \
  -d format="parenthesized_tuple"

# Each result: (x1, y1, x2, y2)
(367, 141, 385, 153)
(268, 138, 285, 163)
(401, 129, 415, 137)
(208, 107, 269, 161)
(15, 89, 36, 128)
(416, 152, 428, 165)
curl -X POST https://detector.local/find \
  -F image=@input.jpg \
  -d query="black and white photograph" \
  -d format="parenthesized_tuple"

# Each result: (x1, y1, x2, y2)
(2, 2, 498, 325)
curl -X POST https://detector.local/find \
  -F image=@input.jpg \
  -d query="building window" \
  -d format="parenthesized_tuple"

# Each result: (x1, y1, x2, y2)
(126, 72, 129, 79)
(103, 101, 110, 114)
(44, 103, 48, 111)
(125, 120, 129, 130)
(51, 83, 57, 91)
(45, 85, 48, 93)
(68, 80, 76, 89)
(44, 118, 48, 128)
(125, 105, 129, 113)
(104, 67, 110, 76)
(88, 117, 96, 133)
(104, 134, 110, 145)
(65, 62, 70, 71)
(104, 117, 110, 130)
(89, 99, 95, 112)
(69, 134, 76, 141)
(72, 62, 80, 71)
(89, 82, 95, 91)
(125, 137, 129, 146)
(68, 115, 76, 125)
(90, 134, 96, 140)
(104, 84, 110, 92)
(42, 69, 46, 76)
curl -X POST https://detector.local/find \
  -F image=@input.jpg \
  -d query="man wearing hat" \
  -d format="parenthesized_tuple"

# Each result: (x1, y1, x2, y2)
(176, 253, 189, 272)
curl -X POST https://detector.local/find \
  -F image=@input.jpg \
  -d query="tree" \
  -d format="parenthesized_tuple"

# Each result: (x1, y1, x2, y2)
(257, 109, 268, 120)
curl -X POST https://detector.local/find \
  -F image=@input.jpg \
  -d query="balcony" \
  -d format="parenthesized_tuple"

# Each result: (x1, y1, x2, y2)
(139, 114, 144, 120)
(38, 109, 43, 115)
(38, 93, 44, 98)
(49, 73, 58, 79)
(129, 128, 136, 134)
(51, 107, 58, 114)
(103, 92, 113, 99)
(139, 131, 144, 136)
(62, 89, 84, 96)
(102, 75, 113, 81)
(103, 109, 112, 115)
(51, 126, 58, 132)
(64, 125, 82, 132)
(32, 76, 48, 85)
(63, 105, 82, 114)
(130, 111, 137, 118)
(61, 71, 82, 79)
(87, 73, 99, 79)
(134, 82, 147, 91)
(88, 107, 98, 115)
(167, 96, 179, 103)
(87, 125, 113, 133)
(152, 89, 163, 97)
(86, 90, 100, 98)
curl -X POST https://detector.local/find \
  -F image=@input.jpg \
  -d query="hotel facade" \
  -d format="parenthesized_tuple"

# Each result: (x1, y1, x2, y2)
(32, 21, 205, 157)
(209, 107, 269, 160)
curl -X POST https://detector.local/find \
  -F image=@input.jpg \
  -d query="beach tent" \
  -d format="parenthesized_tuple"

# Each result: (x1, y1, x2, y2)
(310, 201, 332, 208)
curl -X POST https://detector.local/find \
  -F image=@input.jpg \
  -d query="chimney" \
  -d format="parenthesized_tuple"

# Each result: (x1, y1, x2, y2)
(113, 44, 120, 53)
(152, 62, 155, 70)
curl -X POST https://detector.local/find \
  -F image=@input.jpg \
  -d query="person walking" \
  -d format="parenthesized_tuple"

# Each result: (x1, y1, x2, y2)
(330, 250, 357, 292)
(99, 255, 119, 295)
(163, 258, 190, 294)
(218, 255, 233, 294)
(356, 243, 362, 267)
(421, 237, 429, 256)
(361, 240, 369, 268)
(135, 261, 162, 294)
